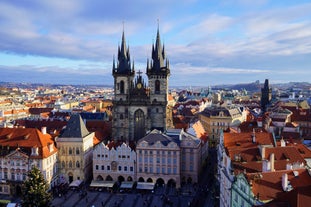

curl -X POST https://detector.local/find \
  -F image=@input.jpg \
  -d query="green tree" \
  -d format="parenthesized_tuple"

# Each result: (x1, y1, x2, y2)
(21, 166, 52, 207)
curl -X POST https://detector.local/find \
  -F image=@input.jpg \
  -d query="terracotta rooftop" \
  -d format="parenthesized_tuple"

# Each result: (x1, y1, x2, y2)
(247, 168, 311, 207)
(0, 127, 57, 158)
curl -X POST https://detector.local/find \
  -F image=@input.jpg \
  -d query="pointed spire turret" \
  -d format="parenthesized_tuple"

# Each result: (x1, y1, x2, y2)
(147, 23, 170, 77)
(113, 28, 134, 76)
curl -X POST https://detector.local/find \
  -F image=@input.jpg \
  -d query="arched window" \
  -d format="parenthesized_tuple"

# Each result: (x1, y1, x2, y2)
(76, 148, 80, 155)
(76, 161, 80, 168)
(120, 81, 125, 94)
(155, 80, 160, 94)
(69, 147, 72, 155)
(134, 109, 145, 140)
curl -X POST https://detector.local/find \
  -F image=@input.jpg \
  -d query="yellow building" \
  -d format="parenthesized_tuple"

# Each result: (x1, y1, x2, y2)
(198, 105, 245, 147)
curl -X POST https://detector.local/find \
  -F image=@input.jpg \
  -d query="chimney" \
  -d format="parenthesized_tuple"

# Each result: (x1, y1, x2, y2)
(252, 128, 256, 143)
(41, 127, 47, 135)
(262, 159, 270, 172)
(282, 173, 288, 191)
(270, 153, 275, 172)
(261, 146, 266, 159)
(280, 137, 286, 147)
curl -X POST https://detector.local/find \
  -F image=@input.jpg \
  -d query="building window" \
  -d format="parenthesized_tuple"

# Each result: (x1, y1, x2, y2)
(157, 167, 160, 173)
(173, 167, 177, 174)
(101, 165, 104, 170)
(150, 167, 153, 173)
(11, 173, 15, 180)
(167, 167, 171, 174)
(95, 165, 99, 170)
(157, 157, 160, 163)
(4, 172, 7, 179)
(149, 157, 153, 163)
(130, 167, 133, 172)
(124, 166, 127, 171)
(76, 148, 80, 155)
(69, 161, 72, 168)
(107, 166, 110, 171)
(139, 167, 142, 173)
(118, 166, 122, 171)
(69, 148, 72, 155)
(120, 81, 124, 94)
(76, 161, 80, 168)
(155, 80, 160, 94)
(162, 167, 165, 174)
(144, 167, 148, 173)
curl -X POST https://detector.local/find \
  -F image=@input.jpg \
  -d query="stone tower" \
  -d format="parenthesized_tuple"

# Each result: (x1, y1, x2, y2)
(112, 28, 170, 142)
(261, 79, 272, 112)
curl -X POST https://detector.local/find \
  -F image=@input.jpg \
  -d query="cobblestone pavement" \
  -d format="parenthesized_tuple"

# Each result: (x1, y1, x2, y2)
(51, 186, 196, 207)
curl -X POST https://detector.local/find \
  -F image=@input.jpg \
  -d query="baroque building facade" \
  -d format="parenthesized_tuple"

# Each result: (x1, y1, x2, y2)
(0, 127, 58, 195)
(112, 28, 172, 142)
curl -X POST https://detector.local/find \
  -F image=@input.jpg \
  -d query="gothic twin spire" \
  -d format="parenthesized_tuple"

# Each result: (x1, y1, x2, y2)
(112, 25, 170, 76)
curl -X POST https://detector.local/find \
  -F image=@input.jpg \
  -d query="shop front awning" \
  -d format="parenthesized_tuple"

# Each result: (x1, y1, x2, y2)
(120, 181, 134, 189)
(90, 180, 115, 188)
(136, 182, 155, 190)
(69, 180, 83, 187)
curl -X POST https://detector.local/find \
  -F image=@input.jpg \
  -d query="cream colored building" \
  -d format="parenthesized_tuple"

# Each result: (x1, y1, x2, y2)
(0, 127, 58, 195)
(199, 105, 245, 147)
(93, 141, 136, 182)
(56, 113, 94, 184)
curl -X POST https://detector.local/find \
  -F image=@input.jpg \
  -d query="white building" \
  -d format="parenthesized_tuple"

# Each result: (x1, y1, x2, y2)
(92, 141, 136, 182)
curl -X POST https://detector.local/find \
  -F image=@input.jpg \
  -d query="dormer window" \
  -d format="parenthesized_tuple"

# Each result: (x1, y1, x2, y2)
(48, 143, 54, 152)
(31, 147, 39, 156)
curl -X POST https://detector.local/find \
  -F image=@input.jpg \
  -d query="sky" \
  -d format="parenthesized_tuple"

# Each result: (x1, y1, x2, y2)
(0, 0, 311, 87)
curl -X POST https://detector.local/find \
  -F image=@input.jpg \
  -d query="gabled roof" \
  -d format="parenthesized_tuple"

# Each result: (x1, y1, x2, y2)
(58, 113, 90, 138)
(0, 128, 57, 158)
(224, 131, 274, 148)
(247, 169, 311, 206)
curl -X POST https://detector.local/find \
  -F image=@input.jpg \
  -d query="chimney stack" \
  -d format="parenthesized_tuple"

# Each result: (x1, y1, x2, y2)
(270, 153, 275, 172)
(41, 126, 47, 135)
(282, 173, 288, 191)
(252, 128, 256, 143)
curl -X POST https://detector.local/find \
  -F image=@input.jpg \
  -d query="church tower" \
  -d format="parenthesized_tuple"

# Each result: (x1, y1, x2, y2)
(112, 30, 135, 141)
(146, 27, 171, 131)
(112, 27, 171, 142)
(261, 79, 272, 112)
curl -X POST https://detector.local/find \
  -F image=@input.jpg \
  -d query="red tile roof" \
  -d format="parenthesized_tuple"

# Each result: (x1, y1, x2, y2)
(247, 169, 311, 206)
(0, 128, 57, 158)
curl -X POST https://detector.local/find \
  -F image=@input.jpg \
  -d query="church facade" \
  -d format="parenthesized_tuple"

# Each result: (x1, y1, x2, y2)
(112, 28, 173, 142)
